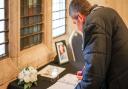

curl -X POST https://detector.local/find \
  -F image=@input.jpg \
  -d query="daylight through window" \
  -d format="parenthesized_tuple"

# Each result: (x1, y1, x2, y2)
(0, 0, 8, 58)
(52, 0, 66, 37)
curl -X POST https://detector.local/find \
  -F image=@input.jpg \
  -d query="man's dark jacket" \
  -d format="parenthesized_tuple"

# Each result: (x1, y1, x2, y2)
(75, 6, 128, 89)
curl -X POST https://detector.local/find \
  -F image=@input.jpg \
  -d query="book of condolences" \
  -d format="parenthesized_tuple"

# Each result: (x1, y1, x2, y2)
(47, 73, 80, 89)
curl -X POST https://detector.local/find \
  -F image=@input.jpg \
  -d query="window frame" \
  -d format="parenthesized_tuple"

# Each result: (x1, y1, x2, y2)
(52, 0, 67, 38)
(20, 0, 44, 50)
(0, 0, 9, 59)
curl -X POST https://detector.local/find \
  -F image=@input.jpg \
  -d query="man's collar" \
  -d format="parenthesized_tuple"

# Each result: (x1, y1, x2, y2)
(89, 4, 98, 13)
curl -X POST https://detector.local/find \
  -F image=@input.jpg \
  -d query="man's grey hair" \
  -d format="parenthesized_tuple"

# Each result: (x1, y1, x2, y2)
(69, 0, 92, 18)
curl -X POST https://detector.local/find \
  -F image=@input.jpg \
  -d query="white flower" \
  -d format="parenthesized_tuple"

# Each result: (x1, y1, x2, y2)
(24, 75, 31, 83)
(18, 72, 24, 81)
(18, 66, 38, 84)
(30, 74, 37, 82)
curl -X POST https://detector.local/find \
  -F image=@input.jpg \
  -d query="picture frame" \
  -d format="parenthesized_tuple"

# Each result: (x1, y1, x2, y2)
(55, 40, 69, 65)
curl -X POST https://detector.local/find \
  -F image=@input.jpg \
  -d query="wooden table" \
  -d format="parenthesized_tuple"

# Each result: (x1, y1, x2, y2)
(7, 61, 82, 89)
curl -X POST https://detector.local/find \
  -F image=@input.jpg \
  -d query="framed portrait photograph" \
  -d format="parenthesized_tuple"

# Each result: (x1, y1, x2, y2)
(55, 40, 69, 65)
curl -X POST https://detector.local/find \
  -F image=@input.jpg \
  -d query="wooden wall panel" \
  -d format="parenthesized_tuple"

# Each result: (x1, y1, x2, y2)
(106, 0, 128, 27)
(89, 0, 106, 6)
(88, 0, 128, 27)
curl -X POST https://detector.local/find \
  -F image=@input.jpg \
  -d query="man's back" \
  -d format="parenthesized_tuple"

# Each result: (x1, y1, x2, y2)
(102, 7, 128, 89)
(83, 6, 128, 89)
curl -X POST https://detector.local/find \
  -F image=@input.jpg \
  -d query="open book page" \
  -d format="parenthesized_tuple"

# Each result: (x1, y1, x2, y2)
(38, 65, 65, 79)
(47, 73, 80, 89)
(47, 81, 76, 89)
(58, 73, 79, 86)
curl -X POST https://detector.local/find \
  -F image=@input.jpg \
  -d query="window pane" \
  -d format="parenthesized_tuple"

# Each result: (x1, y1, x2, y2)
(33, 0, 37, 5)
(53, 0, 59, 4)
(0, 32, 5, 43)
(37, 24, 41, 32)
(52, 11, 65, 20)
(28, 0, 33, 7)
(52, 18, 65, 28)
(59, 3, 65, 10)
(24, 17, 29, 26)
(0, 44, 5, 56)
(52, 3, 59, 11)
(33, 25, 38, 32)
(21, 29, 24, 36)
(53, 26, 65, 37)
(33, 35, 38, 43)
(24, 6, 28, 16)
(29, 16, 34, 25)
(60, 11, 66, 18)
(29, 26, 33, 34)
(0, 9, 4, 19)
(0, 0, 4, 8)
(23, 38, 29, 48)
(61, 0, 65, 3)
(52, 12, 59, 20)
(0, 21, 5, 31)
(23, 0, 28, 6)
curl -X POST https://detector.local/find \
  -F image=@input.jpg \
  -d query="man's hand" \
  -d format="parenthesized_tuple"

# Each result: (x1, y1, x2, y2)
(76, 71, 83, 80)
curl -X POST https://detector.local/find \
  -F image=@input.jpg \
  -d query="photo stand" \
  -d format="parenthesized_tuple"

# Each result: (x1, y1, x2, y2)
(55, 40, 69, 65)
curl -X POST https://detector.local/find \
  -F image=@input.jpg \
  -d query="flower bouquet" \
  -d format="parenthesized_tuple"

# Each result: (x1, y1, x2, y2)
(18, 66, 38, 89)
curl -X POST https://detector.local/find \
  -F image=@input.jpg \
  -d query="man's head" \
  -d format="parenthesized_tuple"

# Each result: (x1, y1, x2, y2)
(69, 0, 92, 31)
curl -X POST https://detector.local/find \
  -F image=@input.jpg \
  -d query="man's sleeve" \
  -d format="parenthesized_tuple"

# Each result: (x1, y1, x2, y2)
(75, 23, 111, 89)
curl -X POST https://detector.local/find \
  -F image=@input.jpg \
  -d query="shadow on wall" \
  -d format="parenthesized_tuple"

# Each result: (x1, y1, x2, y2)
(67, 30, 85, 70)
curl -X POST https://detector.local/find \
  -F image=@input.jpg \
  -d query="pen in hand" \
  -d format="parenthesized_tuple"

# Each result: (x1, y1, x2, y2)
(76, 67, 85, 80)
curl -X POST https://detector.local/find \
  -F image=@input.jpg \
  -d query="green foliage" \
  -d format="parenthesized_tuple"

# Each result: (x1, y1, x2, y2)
(18, 80, 37, 89)
(24, 82, 32, 89)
